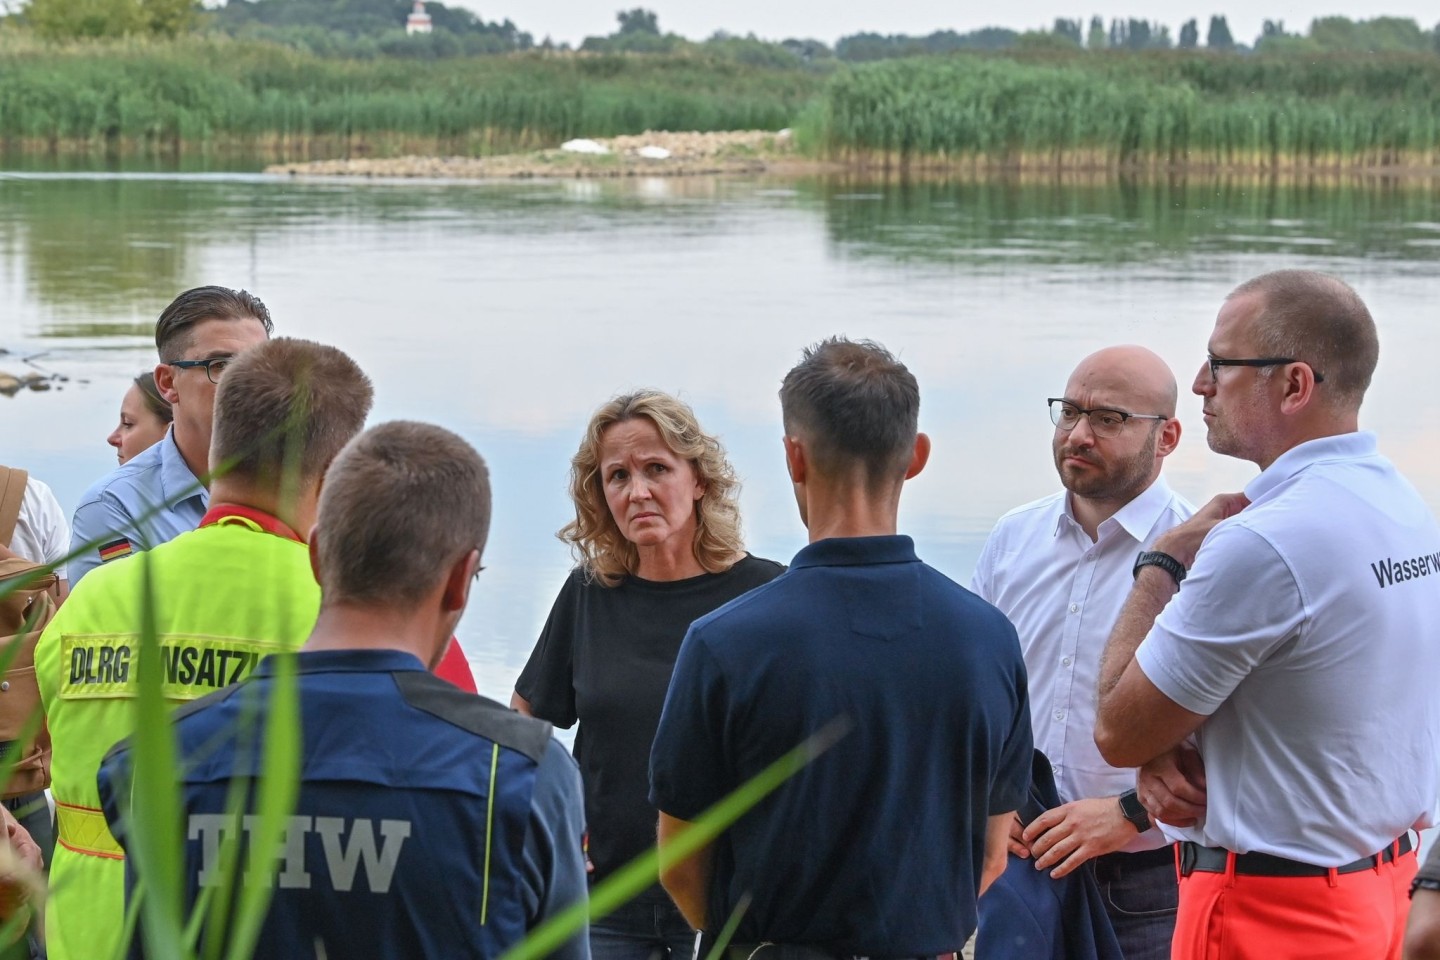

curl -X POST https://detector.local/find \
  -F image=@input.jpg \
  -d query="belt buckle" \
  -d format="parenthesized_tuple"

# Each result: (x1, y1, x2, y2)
(1179, 842, 1198, 877)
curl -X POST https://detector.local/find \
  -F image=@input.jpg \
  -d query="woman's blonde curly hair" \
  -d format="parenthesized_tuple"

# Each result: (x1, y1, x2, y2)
(560, 390, 744, 586)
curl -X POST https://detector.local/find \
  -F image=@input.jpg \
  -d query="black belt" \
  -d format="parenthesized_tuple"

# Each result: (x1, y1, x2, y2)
(1179, 833, 1413, 878)
(1092, 843, 1177, 880)
(712, 944, 947, 960)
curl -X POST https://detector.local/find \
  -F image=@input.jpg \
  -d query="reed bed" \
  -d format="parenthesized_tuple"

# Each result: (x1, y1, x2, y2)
(2, 36, 1438, 171)
(0, 36, 820, 155)
(809, 55, 1440, 171)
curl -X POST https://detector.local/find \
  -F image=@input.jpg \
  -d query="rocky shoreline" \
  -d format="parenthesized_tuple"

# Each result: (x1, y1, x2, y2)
(263, 129, 1440, 183)
(264, 130, 829, 180)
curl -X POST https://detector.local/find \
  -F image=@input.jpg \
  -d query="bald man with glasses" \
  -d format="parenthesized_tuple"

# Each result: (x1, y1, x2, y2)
(972, 345, 1193, 959)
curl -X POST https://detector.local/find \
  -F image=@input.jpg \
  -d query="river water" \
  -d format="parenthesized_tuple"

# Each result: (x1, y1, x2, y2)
(1, 171, 1439, 711)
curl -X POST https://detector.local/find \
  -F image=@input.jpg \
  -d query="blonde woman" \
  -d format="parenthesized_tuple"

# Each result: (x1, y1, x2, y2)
(513, 390, 781, 959)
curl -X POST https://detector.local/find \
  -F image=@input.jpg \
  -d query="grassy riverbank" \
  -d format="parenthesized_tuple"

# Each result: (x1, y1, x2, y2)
(806, 53, 1440, 170)
(0, 34, 822, 157)
(2, 32, 1439, 171)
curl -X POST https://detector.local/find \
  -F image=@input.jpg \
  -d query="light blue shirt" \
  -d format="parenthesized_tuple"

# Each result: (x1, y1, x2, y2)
(68, 429, 209, 585)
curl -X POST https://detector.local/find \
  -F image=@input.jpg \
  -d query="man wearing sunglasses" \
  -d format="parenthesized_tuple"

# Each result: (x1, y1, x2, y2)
(1096, 271, 1438, 960)
(69, 286, 271, 585)
(972, 346, 1192, 959)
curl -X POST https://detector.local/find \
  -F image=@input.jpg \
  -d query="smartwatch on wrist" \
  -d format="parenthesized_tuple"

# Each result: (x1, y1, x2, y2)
(1118, 789, 1152, 834)
(1133, 550, 1186, 588)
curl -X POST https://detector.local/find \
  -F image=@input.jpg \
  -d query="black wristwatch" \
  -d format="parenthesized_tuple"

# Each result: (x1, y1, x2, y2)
(1133, 550, 1186, 588)
(1118, 789, 1152, 833)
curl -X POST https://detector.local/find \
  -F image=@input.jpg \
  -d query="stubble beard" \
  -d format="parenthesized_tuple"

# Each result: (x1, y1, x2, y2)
(1055, 429, 1160, 505)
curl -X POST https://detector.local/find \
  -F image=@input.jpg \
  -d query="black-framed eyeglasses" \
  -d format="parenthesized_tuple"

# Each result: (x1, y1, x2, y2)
(1048, 398, 1168, 439)
(1206, 355, 1325, 383)
(168, 357, 233, 385)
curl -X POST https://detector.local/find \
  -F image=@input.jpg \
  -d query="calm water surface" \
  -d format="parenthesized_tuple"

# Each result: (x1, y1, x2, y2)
(1, 171, 1439, 709)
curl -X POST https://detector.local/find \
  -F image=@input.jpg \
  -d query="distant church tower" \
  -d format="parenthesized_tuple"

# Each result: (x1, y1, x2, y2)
(405, 0, 432, 34)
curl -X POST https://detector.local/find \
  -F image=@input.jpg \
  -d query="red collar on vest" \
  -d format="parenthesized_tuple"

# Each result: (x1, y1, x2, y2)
(200, 503, 304, 544)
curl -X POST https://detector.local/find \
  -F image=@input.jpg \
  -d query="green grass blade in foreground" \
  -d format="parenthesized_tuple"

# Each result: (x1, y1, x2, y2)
(196, 680, 275, 960)
(222, 652, 301, 960)
(701, 893, 751, 960)
(124, 553, 191, 960)
(498, 716, 852, 960)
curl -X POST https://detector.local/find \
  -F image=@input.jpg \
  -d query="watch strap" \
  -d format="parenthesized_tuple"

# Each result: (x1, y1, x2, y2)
(1118, 789, 1152, 834)
(1133, 550, 1186, 587)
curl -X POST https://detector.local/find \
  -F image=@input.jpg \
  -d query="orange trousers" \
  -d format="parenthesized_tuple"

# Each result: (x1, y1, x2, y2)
(1171, 847, 1417, 960)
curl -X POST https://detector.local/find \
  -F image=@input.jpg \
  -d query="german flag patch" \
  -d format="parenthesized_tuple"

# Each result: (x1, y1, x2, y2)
(97, 538, 133, 563)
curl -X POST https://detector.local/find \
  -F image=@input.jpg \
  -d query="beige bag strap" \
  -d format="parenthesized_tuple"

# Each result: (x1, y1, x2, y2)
(0, 467, 27, 549)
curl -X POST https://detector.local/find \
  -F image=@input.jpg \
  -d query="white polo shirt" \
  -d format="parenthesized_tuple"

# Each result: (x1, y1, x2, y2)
(1136, 431, 1440, 865)
(11, 476, 68, 581)
(973, 476, 1193, 852)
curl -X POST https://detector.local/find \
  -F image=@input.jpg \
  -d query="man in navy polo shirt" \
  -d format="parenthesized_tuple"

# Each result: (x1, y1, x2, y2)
(98, 422, 589, 959)
(650, 337, 1033, 958)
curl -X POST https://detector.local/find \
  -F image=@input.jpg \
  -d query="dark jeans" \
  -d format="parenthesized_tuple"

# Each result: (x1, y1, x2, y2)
(590, 887, 695, 960)
(1, 791, 51, 960)
(1092, 847, 1178, 960)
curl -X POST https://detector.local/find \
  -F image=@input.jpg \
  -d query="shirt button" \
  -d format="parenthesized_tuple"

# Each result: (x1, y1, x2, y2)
(1062, 657, 1072, 667)
(1054, 711, 1065, 721)
(1069, 603, 1079, 614)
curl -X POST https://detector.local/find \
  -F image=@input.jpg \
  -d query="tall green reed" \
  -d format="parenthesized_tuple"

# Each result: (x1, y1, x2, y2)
(811, 53, 1440, 169)
(0, 36, 819, 154)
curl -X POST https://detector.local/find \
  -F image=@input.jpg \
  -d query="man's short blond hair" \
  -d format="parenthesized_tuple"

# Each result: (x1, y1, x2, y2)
(315, 421, 491, 606)
(1229, 270, 1378, 409)
(211, 338, 373, 485)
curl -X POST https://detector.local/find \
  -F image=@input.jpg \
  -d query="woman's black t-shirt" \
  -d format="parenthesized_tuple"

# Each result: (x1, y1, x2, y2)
(515, 555, 784, 884)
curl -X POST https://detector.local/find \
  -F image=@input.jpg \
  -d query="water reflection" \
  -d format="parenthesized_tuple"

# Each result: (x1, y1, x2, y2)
(816, 175, 1440, 266)
(0, 170, 1437, 704)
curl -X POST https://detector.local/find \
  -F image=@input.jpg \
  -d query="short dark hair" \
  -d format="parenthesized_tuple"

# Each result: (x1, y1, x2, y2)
(156, 286, 273, 361)
(315, 422, 492, 606)
(779, 337, 920, 485)
(1229, 270, 1378, 409)
(211, 338, 373, 485)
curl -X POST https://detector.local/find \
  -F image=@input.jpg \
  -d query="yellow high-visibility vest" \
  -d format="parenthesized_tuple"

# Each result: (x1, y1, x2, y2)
(35, 514, 319, 960)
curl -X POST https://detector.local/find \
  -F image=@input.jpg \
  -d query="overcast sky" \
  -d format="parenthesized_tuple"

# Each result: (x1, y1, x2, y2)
(469, 1, 1438, 48)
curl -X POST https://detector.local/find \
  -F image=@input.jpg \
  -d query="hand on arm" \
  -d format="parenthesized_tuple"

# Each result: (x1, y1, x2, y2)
(1150, 493, 1251, 570)
(1095, 494, 1246, 769)
(657, 812, 711, 931)
(1020, 796, 1142, 878)
(1137, 743, 1207, 827)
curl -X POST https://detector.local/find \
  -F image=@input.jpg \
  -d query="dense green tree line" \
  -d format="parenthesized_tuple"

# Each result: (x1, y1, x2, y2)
(5, 0, 1439, 62)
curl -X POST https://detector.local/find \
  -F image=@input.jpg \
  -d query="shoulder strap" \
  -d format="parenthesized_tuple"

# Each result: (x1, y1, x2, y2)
(0, 468, 28, 549)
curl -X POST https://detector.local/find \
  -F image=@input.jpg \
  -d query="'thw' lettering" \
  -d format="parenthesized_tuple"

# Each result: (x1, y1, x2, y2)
(189, 815, 412, 894)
